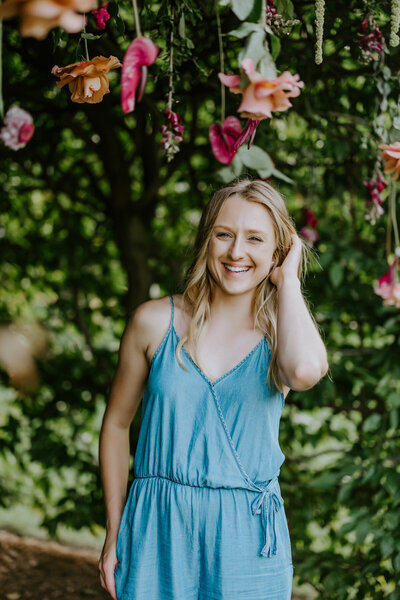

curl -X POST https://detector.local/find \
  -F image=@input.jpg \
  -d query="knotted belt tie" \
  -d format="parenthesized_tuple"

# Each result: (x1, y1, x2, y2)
(251, 475, 284, 558)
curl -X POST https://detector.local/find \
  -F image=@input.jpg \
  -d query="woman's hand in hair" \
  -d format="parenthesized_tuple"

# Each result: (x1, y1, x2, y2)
(269, 233, 302, 289)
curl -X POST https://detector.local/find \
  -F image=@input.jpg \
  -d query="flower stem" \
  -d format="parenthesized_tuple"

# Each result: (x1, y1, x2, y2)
(83, 17, 89, 60)
(215, 2, 225, 122)
(259, 0, 266, 26)
(132, 0, 142, 37)
(167, 5, 174, 111)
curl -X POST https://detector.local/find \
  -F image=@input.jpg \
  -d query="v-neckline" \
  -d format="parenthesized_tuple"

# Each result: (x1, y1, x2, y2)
(172, 325, 266, 386)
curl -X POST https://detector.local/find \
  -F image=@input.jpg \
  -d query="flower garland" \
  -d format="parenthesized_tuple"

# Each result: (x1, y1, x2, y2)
(315, 0, 325, 64)
(390, 0, 400, 46)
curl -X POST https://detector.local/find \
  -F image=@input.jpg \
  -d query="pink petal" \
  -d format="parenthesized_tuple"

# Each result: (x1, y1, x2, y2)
(218, 73, 241, 91)
(121, 36, 159, 114)
(209, 116, 242, 164)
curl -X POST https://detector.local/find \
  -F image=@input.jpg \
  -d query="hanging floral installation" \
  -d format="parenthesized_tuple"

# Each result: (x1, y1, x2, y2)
(120, 36, 159, 114)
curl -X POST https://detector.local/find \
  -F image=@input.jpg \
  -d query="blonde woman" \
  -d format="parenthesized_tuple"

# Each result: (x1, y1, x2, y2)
(98, 178, 329, 600)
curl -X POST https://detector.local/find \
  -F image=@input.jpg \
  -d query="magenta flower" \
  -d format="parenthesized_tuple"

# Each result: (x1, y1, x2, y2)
(121, 36, 159, 114)
(358, 16, 384, 62)
(160, 109, 184, 162)
(0, 106, 34, 150)
(209, 116, 243, 164)
(375, 258, 400, 307)
(91, 1, 110, 29)
(299, 208, 319, 245)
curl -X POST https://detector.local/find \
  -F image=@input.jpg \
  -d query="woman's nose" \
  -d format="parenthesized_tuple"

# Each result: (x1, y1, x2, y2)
(228, 236, 245, 259)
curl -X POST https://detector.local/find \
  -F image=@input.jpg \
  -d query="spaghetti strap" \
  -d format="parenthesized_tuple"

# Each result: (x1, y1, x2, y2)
(168, 295, 175, 330)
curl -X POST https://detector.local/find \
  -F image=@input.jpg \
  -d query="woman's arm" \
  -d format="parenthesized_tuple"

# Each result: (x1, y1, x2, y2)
(272, 234, 329, 391)
(98, 302, 154, 599)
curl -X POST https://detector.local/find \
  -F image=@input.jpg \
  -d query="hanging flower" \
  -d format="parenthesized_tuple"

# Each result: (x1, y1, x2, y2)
(0, 106, 34, 150)
(358, 17, 384, 62)
(219, 59, 304, 120)
(218, 59, 303, 150)
(0, 0, 96, 40)
(91, 1, 110, 30)
(374, 258, 400, 307)
(363, 175, 387, 224)
(209, 116, 242, 164)
(160, 109, 184, 162)
(379, 142, 400, 180)
(390, 0, 400, 47)
(121, 36, 159, 114)
(300, 208, 319, 245)
(52, 56, 121, 104)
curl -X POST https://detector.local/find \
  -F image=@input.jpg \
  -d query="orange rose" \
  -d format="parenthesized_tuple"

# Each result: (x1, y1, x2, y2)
(0, 0, 96, 40)
(379, 142, 400, 180)
(52, 56, 122, 104)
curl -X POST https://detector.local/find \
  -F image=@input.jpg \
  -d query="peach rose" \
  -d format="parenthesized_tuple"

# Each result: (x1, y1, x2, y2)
(0, 0, 96, 40)
(379, 142, 400, 180)
(52, 56, 122, 104)
(219, 58, 304, 120)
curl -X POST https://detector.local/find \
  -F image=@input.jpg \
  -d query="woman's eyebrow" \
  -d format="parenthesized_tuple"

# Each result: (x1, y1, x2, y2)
(214, 225, 266, 235)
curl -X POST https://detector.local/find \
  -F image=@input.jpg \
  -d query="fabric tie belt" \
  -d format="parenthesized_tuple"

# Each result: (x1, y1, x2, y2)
(250, 474, 284, 558)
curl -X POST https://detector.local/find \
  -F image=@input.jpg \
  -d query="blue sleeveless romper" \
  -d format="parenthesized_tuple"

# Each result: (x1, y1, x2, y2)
(114, 295, 293, 599)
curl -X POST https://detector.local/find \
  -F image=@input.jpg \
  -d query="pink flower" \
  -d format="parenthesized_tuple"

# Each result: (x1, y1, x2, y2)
(160, 109, 184, 162)
(121, 36, 159, 114)
(379, 142, 400, 180)
(219, 59, 304, 120)
(91, 1, 110, 29)
(209, 116, 242, 164)
(300, 208, 319, 245)
(358, 16, 384, 62)
(300, 226, 318, 244)
(375, 259, 400, 307)
(0, 106, 34, 150)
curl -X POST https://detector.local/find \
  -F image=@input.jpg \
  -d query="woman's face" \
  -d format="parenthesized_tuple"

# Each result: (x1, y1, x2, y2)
(207, 194, 277, 296)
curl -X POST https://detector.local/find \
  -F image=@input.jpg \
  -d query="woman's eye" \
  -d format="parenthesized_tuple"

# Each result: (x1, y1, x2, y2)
(250, 237, 262, 242)
(216, 233, 230, 238)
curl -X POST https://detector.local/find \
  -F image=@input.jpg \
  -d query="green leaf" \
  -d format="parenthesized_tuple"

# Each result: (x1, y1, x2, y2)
(228, 22, 263, 39)
(178, 13, 186, 38)
(363, 413, 381, 433)
(270, 168, 295, 184)
(275, 0, 294, 18)
(236, 145, 274, 171)
(270, 35, 281, 60)
(231, 0, 255, 20)
(329, 263, 343, 287)
(81, 33, 101, 40)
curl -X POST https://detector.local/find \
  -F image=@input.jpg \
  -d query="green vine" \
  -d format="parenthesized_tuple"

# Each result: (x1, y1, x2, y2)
(315, 0, 325, 64)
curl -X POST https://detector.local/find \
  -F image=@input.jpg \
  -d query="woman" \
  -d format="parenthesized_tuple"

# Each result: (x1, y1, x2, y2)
(98, 178, 329, 600)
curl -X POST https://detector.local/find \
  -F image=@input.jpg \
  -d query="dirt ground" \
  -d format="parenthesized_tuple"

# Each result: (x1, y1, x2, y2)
(0, 529, 109, 600)
(0, 529, 305, 600)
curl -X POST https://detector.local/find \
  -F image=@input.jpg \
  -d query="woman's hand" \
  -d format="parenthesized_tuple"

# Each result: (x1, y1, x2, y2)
(270, 233, 302, 289)
(98, 536, 119, 600)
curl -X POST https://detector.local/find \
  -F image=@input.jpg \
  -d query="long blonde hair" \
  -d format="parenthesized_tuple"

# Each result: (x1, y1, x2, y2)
(176, 177, 318, 393)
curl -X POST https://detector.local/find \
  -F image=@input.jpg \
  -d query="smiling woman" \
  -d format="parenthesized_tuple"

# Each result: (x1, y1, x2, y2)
(98, 178, 329, 600)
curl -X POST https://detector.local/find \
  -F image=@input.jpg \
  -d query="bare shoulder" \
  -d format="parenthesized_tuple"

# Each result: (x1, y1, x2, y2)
(126, 295, 174, 364)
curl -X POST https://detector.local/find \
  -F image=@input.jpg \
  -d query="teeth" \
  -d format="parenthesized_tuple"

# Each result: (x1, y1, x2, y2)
(224, 265, 250, 272)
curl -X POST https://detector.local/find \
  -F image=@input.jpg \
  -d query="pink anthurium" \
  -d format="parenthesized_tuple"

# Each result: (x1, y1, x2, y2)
(121, 36, 159, 114)
(209, 116, 242, 164)
(374, 258, 400, 307)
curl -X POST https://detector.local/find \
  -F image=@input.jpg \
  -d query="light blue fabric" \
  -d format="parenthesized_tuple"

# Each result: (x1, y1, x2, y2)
(115, 295, 294, 599)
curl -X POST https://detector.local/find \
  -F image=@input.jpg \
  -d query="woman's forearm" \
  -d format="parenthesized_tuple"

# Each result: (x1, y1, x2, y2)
(276, 275, 328, 389)
(99, 417, 131, 541)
